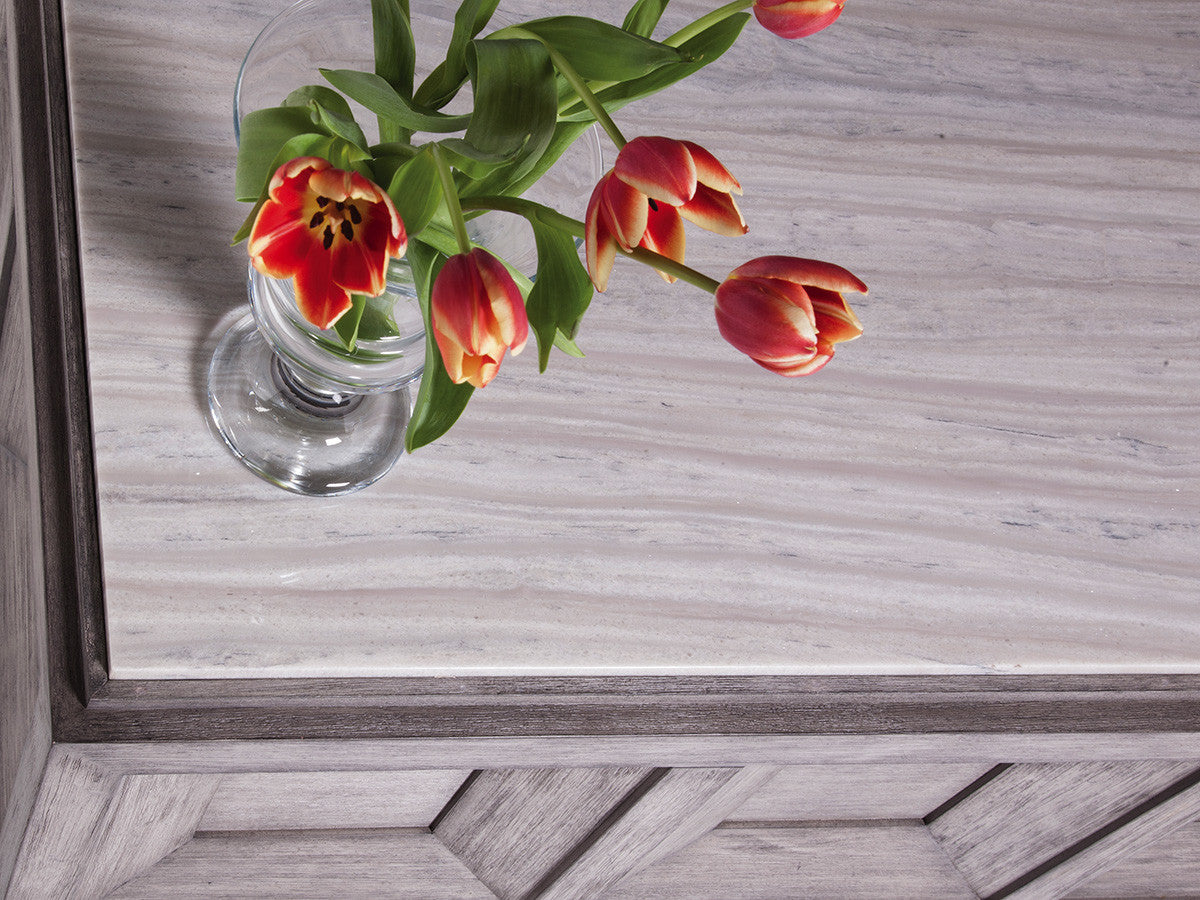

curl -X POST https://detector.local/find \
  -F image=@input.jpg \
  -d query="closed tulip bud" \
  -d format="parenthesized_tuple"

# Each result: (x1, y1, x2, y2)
(431, 249, 529, 389)
(753, 0, 846, 40)
(715, 256, 865, 376)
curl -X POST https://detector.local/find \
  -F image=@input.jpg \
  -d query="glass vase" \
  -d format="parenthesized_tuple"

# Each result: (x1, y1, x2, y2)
(208, 0, 602, 495)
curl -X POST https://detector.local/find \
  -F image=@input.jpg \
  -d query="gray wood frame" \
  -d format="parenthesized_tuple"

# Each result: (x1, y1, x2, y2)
(12, 0, 1200, 751)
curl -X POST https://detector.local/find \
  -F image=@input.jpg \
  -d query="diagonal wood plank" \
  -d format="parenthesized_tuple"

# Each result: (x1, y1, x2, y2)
(1067, 819, 1200, 898)
(998, 768, 1200, 900)
(433, 766, 652, 900)
(927, 760, 1200, 898)
(539, 766, 780, 900)
(7, 747, 217, 899)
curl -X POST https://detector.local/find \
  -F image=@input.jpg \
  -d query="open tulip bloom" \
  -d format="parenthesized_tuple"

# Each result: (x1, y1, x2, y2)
(234, 0, 864, 450)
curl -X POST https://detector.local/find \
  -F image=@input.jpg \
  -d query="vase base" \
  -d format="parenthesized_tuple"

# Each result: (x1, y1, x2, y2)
(207, 314, 411, 496)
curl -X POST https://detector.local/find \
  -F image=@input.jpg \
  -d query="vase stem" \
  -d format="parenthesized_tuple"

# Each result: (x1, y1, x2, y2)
(270, 354, 363, 418)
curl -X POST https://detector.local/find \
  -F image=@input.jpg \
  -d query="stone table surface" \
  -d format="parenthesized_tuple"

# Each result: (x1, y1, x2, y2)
(62, 0, 1200, 678)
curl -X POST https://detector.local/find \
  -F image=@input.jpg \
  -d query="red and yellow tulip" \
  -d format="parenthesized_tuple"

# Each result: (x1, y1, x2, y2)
(714, 255, 865, 376)
(753, 0, 846, 40)
(431, 248, 529, 388)
(585, 137, 745, 292)
(248, 157, 407, 330)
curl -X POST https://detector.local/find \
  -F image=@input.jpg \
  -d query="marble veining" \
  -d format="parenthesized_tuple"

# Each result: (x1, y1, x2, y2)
(61, 0, 1200, 677)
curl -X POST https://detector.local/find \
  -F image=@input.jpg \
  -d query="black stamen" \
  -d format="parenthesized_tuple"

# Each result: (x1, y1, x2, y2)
(309, 212, 325, 228)
(316, 196, 330, 208)
(322, 226, 334, 250)
(336, 201, 345, 211)
(340, 221, 354, 241)
(648, 198, 659, 212)
(348, 205, 362, 224)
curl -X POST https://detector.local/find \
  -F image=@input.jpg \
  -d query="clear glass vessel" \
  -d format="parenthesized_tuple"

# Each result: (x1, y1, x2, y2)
(208, 0, 602, 496)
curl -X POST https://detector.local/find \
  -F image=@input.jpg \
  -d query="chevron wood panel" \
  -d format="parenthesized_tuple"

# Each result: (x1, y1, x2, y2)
(540, 766, 779, 900)
(433, 766, 652, 899)
(7, 749, 217, 899)
(0, 1, 51, 893)
(108, 831, 496, 899)
(1068, 820, 1200, 899)
(196, 769, 472, 832)
(729, 762, 996, 822)
(927, 761, 1200, 899)
(606, 823, 978, 899)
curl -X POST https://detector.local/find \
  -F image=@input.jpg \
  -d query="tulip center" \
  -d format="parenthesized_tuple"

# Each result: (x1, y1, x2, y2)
(307, 195, 364, 250)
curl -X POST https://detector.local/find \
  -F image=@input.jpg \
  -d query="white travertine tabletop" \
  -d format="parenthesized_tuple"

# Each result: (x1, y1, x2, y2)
(63, 0, 1200, 678)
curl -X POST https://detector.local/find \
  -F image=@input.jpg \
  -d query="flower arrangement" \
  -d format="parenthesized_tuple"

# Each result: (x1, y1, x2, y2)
(235, 0, 865, 450)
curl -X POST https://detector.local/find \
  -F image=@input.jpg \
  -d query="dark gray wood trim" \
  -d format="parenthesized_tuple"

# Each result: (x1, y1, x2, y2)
(19, 0, 109, 712)
(22, 0, 1200, 747)
(53, 674, 1200, 743)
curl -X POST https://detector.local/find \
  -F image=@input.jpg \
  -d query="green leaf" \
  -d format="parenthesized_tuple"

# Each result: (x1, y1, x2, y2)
(553, 331, 586, 357)
(462, 38, 557, 183)
(404, 240, 476, 452)
(232, 132, 338, 243)
(413, 0, 501, 109)
(525, 219, 594, 371)
(513, 16, 683, 81)
(308, 100, 369, 152)
(386, 148, 442, 235)
(435, 138, 524, 179)
(320, 68, 471, 134)
(333, 293, 400, 351)
(235, 106, 324, 201)
(283, 85, 355, 120)
(623, 0, 670, 37)
(560, 13, 749, 122)
(368, 142, 419, 187)
(461, 119, 592, 200)
(373, 0, 416, 141)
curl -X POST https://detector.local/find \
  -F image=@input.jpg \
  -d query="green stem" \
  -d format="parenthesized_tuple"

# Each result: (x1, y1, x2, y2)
(500, 27, 628, 149)
(665, 0, 755, 47)
(460, 196, 723, 294)
(430, 144, 471, 255)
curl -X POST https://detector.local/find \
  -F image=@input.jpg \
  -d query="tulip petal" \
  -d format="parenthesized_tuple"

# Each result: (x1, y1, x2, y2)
(716, 279, 818, 355)
(329, 236, 386, 296)
(614, 136, 697, 206)
(294, 249, 353, 330)
(473, 249, 529, 356)
(731, 255, 867, 296)
(585, 180, 620, 293)
(807, 285, 864, 347)
(680, 141, 742, 195)
(753, 0, 844, 39)
(249, 203, 317, 278)
(600, 174, 649, 252)
(640, 202, 686, 284)
(679, 184, 748, 237)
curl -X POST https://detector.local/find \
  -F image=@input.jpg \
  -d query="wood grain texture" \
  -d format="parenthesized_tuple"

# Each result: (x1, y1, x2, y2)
(58, 0, 1200, 678)
(0, 0, 51, 892)
(927, 761, 1199, 897)
(1067, 820, 1200, 898)
(1001, 770, 1200, 899)
(541, 766, 781, 900)
(605, 823, 978, 899)
(63, 732, 1200, 777)
(729, 762, 996, 822)
(7, 748, 217, 899)
(434, 766, 651, 899)
(197, 769, 471, 831)
(108, 830, 496, 899)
